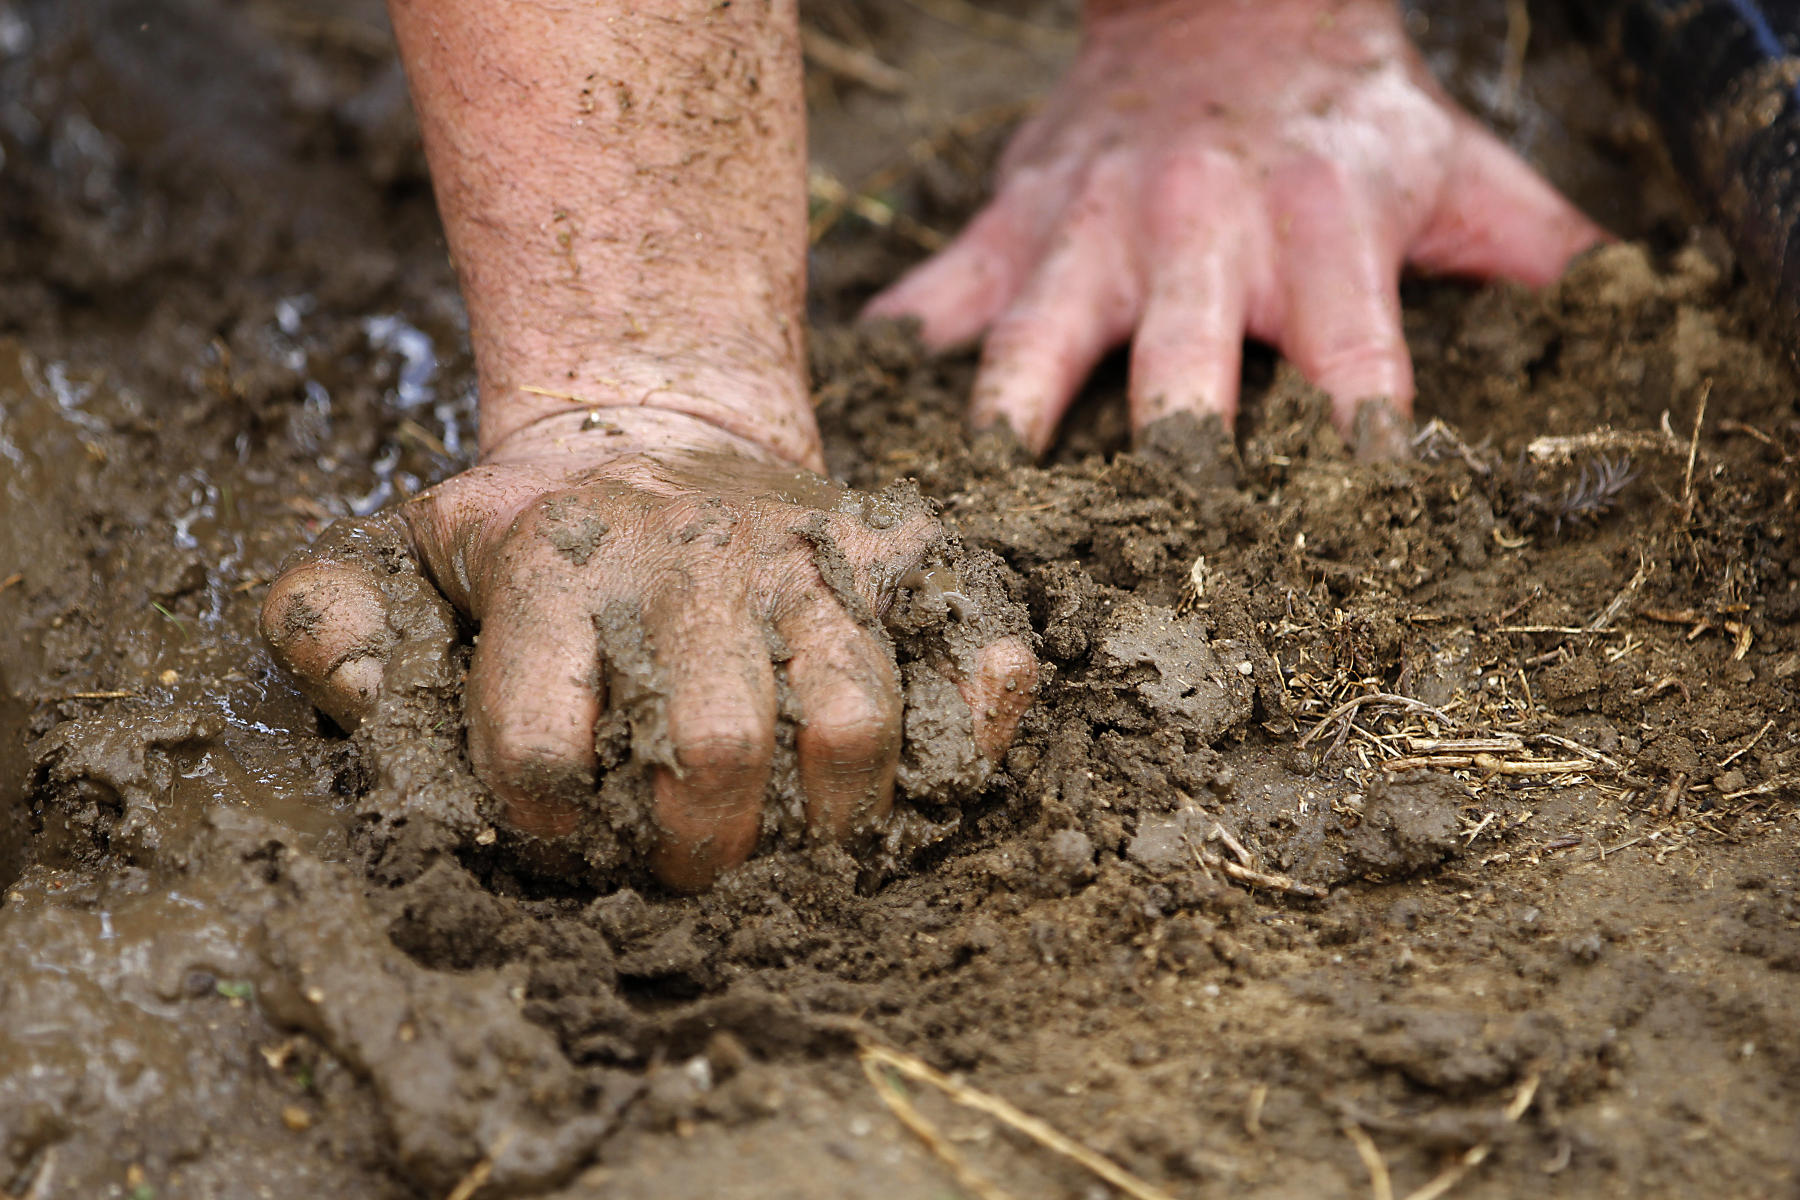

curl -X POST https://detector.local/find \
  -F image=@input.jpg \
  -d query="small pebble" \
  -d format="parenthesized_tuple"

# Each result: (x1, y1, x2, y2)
(159, 669, 179, 685)
(282, 1105, 312, 1132)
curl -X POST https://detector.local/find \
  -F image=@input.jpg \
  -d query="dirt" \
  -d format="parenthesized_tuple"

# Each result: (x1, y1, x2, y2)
(2, 1, 1797, 1199)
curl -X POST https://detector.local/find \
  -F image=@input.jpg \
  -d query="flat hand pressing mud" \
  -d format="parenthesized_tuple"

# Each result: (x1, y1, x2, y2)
(262, 432, 1036, 892)
(866, 0, 1607, 455)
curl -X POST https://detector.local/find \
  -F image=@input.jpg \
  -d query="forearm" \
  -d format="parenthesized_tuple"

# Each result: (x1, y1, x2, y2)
(386, 0, 819, 468)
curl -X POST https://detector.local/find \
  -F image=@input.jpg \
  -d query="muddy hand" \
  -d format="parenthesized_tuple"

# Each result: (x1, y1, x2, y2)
(262, 421, 1035, 892)
(865, 0, 1606, 456)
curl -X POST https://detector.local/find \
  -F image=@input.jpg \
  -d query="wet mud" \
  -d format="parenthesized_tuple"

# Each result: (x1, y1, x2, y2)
(2, 1, 1797, 1198)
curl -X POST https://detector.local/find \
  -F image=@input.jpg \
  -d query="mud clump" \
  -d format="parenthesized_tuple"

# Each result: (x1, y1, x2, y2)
(1340, 774, 1468, 880)
(30, 708, 225, 865)
(254, 845, 622, 1193)
(1358, 1006, 1565, 1097)
(1082, 600, 1259, 744)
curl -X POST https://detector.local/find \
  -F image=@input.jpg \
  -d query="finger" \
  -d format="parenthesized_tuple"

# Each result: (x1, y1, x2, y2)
(779, 596, 902, 844)
(1410, 127, 1609, 286)
(260, 560, 393, 730)
(968, 159, 1142, 454)
(646, 596, 777, 892)
(1128, 151, 1257, 431)
(260, 513, 424, 730)
(1271, 161, 1413, 432)
(958, 636, 1038, 763)
(862, 173, 1059, 349)
(464, 583, 604, 841)
(400, 465, 550, 614)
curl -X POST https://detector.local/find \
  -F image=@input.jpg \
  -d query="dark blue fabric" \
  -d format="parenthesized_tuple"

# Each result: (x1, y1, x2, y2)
(1607, 0, 1800, 340)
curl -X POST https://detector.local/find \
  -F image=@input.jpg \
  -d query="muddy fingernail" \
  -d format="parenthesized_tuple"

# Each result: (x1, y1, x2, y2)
(320, 654, 385, 729)
(1350, 397, 1415, 462)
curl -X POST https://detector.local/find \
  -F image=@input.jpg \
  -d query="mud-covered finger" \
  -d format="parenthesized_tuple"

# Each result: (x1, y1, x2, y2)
(465, 589, 605, 841)
(967, 161, 1142, 454)
(259, 512, 425, 729)
(399, 466, 547, 614)
(779, 597, 903, 843)
(1128, 151, 1258, 430)
(646, 599, 778, 892)
(1411, 126, 1609, 286)
(1271, 164, 1413, 435)
(260, 560, 394, 730)
(953, 635, 1038, 763)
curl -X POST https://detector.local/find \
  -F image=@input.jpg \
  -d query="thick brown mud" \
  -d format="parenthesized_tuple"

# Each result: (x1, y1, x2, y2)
(2, 2, 1797, 1199)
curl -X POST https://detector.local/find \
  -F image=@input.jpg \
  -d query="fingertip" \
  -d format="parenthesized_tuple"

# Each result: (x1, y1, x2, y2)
(785, 616, 902, 844)
(500, 791, 582, 840)
(1312, 351, 1416, 434)
(1549, 217, 1613, 282)
(1348, 396, 1416, 462)
(322, 654, 384, 730)
(463, 595, 604, 846)
(648, 767, 766, 893)
(967, 391, 1055, 458)
(1286, 310, 1414, 433)
(646, 615, 777, 893)
(861, 201, 1040, 349)
(1416, 131, 1613, 286)
(862, 264, 985, 350)
(260, 563, 393, 728)
(963, 636, 1038, 763)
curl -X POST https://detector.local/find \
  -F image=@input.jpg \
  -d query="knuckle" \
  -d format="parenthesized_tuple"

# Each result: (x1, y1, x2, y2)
(1156, 143, 1240, 180)
(1275, 153, 1357, 204)
(804, 685, 899, 768)
(1078, 146, 1135, 196)
(671, 714, 771, 786)
(473, 704, 595, 784)
(1145, 147, 1245, 231)
(1316, 336, 1408, 382)
(473, 730, 593, 795)
(983, 312, 1086, 382)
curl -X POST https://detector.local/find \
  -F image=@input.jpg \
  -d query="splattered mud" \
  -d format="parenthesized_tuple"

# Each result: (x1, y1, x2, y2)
(2, 2, 1796, 1198)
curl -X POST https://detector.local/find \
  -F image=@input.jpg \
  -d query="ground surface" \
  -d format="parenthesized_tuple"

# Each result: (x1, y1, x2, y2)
(1, 2, 1797, 1198)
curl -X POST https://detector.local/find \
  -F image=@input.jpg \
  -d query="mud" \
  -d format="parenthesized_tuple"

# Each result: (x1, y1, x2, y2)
(2, 1, 1798, 1198)
(0, 668, 23, 893)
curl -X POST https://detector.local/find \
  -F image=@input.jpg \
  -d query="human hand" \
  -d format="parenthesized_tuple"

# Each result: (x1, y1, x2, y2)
(260, 413, 1036, 891)
(866, 0, 1605, 455)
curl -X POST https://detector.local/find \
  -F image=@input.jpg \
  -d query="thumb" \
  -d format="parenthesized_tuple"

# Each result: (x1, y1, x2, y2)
(259, 511, 428, 730)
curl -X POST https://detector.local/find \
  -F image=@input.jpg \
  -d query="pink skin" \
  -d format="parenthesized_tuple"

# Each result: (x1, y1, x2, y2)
(259, 0, 1035, 893)
(864, 0, 1608, 453)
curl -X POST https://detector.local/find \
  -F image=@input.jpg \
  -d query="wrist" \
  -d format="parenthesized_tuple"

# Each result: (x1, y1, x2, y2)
(469, 284, 818, 470)
(481, 403, 809, 474)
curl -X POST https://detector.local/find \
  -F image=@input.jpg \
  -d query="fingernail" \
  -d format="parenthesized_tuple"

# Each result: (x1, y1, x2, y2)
(1349, 397, 1415, 462)
(320, 654, 384, 730)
